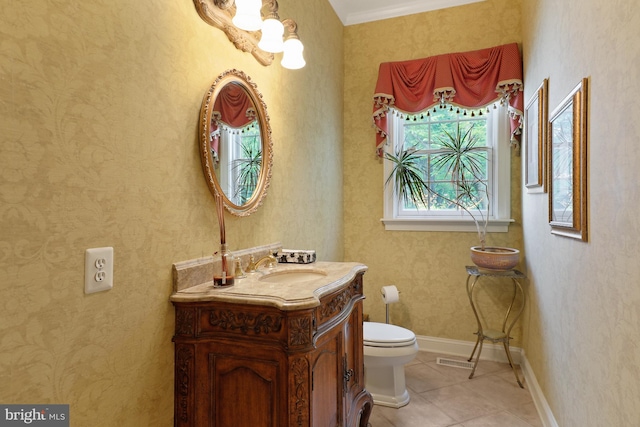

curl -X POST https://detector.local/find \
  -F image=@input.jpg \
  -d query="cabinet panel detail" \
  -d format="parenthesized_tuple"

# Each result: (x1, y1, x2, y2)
(288, 316, 312, 347)
(318, 275, 363, 325)
(175, 307, 195, 337)
(289, 357, 309, 427)
(175, 344, 194, 426)
(207, 308, 284, 335)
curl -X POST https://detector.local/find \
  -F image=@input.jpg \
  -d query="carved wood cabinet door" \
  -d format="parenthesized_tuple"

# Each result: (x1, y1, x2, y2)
(208, 347, 285, 426)
(310, 328, 343, 427)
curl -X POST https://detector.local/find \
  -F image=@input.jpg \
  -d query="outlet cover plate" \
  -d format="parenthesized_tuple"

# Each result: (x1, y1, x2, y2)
(85, 247, 114, 294)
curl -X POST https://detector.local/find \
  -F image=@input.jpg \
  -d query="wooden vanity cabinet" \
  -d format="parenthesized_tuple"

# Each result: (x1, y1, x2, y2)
(172, 272, 373, 427)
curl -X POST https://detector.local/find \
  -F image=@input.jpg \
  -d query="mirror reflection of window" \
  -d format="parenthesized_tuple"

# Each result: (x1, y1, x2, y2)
(217, 123, 261, 206)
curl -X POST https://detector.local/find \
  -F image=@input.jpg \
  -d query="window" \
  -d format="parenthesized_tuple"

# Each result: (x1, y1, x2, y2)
(382, 105, 513, 232)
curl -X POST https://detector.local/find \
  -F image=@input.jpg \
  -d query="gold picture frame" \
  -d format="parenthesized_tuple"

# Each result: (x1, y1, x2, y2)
(548, 78, 589, 241)
(525, 78, 548, 191)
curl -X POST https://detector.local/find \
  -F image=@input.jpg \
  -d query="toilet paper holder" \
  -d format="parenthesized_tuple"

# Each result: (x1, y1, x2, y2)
(380, 285, 401, 324)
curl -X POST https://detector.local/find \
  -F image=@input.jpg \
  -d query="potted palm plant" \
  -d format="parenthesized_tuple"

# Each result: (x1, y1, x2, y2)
(385, 122, 519, 270)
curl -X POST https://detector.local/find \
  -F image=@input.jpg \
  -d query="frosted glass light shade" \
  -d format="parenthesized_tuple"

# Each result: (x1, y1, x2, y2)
(281, 38, 305, 69)
(232, 0, 263, 32)
(258, 18, 284, 53)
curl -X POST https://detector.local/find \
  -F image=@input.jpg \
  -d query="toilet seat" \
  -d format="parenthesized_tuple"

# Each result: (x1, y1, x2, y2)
(364, 322, 416, 348)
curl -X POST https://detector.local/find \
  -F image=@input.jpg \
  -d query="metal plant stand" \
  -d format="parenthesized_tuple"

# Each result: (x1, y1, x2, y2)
(465, 265, 526, 388)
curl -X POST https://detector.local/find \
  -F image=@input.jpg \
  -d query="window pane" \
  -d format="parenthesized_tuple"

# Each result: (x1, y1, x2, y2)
(430, 121, 451, 149)
(429, 182, 458, 210)
(404, 123, 429, 150)
(429, 108, 453, 122)
(400, 109, 490, 215)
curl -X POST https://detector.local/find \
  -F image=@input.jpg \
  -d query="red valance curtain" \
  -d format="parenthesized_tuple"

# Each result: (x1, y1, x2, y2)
(209, 84, 257, 156)
(213, 84, 256, 129)
(373, 43, 523, 157)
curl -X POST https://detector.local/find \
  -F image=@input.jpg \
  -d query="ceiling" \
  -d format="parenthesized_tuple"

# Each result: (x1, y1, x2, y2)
(327, 0, 485, 26)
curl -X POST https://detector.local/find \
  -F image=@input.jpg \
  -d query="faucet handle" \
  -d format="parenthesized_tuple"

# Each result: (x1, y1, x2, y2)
(263, 255, 277, 268)
(246, 255, 257, 273)
(234, 258, 246, 278)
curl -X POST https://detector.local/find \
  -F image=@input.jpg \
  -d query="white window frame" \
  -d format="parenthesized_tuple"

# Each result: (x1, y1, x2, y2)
(381, 105, 514, 232)
(218, 128, 237, 198)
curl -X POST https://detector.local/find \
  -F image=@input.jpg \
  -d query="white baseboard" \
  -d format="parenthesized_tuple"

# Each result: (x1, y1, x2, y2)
(520, 351, 560, 427)
(415, 334, 522, 364)
(415, 335, 558, 427)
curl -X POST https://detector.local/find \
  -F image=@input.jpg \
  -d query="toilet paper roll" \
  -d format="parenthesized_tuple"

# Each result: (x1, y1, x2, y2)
(380, 285, 400, 304)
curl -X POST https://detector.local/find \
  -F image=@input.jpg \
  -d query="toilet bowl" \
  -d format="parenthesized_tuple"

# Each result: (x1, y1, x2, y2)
(363, 321, 419, 408)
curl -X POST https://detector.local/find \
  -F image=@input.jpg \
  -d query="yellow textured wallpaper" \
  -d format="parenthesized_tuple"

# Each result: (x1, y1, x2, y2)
(0, 0, 343, 425)
(521, 0, 640, 424)
(9, 0, 639, 424)
(343, 0, 524, 342)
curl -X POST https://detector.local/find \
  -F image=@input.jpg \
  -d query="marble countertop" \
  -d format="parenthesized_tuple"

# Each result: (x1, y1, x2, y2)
(170, 261, 368, 311)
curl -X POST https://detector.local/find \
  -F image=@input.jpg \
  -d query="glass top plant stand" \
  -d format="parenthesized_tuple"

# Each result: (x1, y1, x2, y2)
(465, 265, 526, 388)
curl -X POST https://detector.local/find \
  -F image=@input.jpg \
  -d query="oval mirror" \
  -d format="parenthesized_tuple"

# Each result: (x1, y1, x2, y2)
(199, 69, 273, 216)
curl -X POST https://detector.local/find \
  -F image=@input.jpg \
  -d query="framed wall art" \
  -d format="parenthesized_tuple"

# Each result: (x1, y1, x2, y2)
(548, 78, 589, 241)
(525, 78, 548, 191)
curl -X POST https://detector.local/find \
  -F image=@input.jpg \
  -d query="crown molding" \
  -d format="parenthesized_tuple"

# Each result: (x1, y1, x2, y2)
(329, 0, 486, 26)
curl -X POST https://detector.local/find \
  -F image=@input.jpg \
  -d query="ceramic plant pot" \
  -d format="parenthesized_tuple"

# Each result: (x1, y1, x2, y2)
(470, 246, 520, 271)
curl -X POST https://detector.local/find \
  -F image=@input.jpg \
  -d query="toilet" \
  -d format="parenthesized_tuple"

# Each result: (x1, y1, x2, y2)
(363, 321, 419, 408)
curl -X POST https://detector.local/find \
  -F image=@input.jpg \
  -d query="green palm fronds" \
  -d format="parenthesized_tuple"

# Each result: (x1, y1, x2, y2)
(384, 148, 428, 208)
(432, 124, 488, 205)
(232, 141, 261, 204)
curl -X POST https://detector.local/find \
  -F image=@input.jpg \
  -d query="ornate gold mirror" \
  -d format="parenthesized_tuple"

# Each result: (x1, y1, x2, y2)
(199, 69, 273, 216)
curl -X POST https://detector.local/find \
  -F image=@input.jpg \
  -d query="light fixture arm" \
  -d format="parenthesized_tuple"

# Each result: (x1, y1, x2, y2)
(282, 18, 299, 39)
(193, 0, 274, 66)
(193, 0, 304, 69)
(263, 0, 279, 19)
(213, 0, 233, 9)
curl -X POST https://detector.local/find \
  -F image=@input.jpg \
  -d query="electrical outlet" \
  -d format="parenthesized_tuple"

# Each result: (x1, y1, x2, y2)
(85, 247, 113, 294)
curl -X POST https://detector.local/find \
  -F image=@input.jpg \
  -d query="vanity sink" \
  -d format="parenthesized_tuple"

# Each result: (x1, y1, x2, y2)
(258, 269, 327, 283)
(171, 255, 367, 310)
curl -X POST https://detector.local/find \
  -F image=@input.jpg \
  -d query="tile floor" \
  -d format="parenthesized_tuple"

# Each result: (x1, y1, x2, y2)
(367, 351, 543, 427)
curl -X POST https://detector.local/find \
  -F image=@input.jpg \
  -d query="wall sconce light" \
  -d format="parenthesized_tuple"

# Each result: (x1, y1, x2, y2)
(281, 19, 305, 70)
(258, 1, 285, 53)
(232, 0, 263, 31)
(193, 0, 305, 69)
